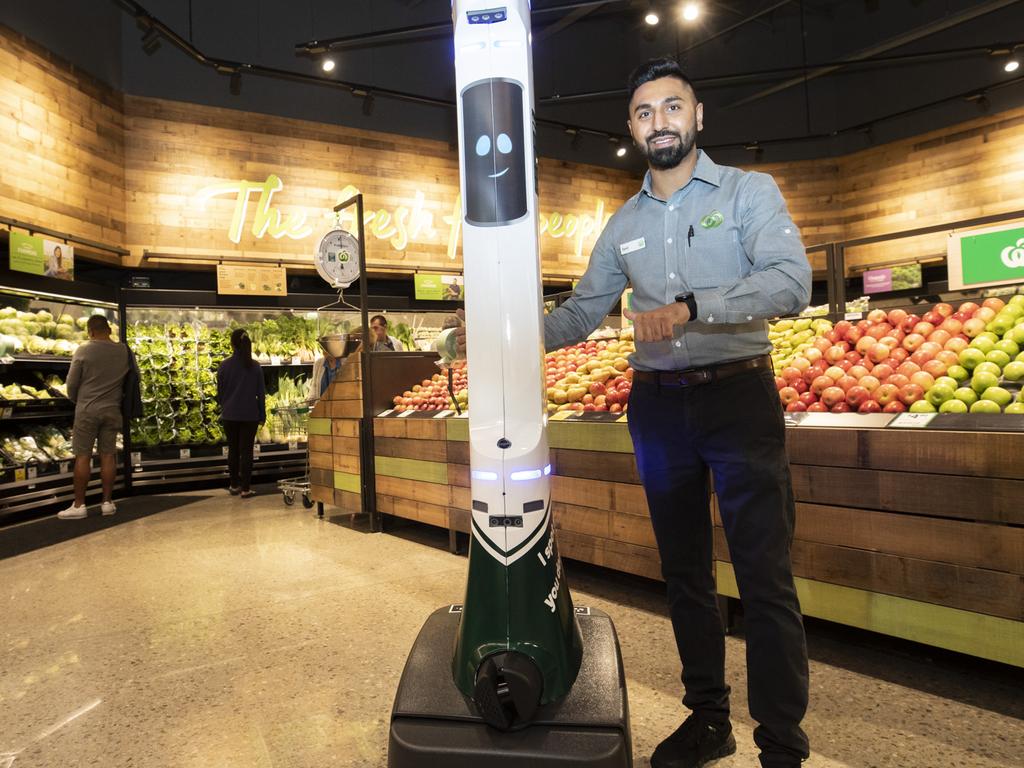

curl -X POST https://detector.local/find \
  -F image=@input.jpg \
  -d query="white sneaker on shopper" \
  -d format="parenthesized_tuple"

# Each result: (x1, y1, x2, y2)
(58, 504, 88, 520)
(101, 501, 117, 516)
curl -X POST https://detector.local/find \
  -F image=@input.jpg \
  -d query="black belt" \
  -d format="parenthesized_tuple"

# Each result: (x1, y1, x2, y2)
(633, 355, 772, 387)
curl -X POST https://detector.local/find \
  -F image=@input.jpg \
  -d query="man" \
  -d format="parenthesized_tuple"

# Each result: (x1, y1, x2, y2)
(457, 58, 811, 768)
(59, 315, 130, 519)
(369, 314, 405, 352)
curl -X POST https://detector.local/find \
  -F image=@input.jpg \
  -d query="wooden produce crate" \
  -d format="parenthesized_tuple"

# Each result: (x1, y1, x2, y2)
(308, 357, 363, 514)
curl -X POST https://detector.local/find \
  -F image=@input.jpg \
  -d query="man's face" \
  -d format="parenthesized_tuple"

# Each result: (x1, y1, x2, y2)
(627, 77, 703, 171)
(371, 322, 386, 341)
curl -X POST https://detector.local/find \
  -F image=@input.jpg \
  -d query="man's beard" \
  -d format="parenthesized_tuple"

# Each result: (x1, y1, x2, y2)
(641, 129, 695, 170)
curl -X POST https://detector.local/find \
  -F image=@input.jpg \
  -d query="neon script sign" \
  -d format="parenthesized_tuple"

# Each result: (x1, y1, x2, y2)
(196, 175, 613, 260)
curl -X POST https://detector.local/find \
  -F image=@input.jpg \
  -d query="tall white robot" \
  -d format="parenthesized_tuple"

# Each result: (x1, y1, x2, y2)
(387, 3, 630, 764)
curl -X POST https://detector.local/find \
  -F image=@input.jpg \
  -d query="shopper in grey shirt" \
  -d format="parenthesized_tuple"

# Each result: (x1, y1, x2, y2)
(59, 315, 129, 519)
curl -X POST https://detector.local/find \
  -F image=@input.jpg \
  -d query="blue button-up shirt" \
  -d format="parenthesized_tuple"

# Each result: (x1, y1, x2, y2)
(544, 151, 811, 371)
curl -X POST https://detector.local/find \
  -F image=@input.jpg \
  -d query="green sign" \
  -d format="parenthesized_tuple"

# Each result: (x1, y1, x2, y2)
(8, 232, 75, 280)
(950, 224, 1024, 289)
(9, 232, 45, 275)
(414, 273, 464, 301)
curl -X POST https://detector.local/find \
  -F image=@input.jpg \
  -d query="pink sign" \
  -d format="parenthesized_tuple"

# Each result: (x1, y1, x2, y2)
(862, 268, 893, 294)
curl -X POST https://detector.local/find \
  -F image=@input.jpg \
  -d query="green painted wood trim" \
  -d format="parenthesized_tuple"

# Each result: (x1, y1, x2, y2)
(549, 421, 634, 453)
(446, 418, 469, 442)
(716, 561, 1024, 667)
(375, 455, 449, 485)
(308, 418, 332, 436)
(333, 471, 361, 493)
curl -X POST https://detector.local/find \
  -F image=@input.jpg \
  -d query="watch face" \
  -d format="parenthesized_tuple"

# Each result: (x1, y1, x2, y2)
(315, 229, 361, 288)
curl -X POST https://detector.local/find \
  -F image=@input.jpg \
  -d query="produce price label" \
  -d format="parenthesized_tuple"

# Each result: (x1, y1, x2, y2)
(376, 409, 395, 417)
(59, 461, 69, 474)
(0, 356, 14, 365)
(1, 407, 11, 419)
(14, 468, 26, 481)
(179, 448, 191, 459)
(222, 446, 230, 457)
(216, 264, 287, 296)
(889, 412, 937, 429)
(287, 441, 298, 451)
(253, 443, 261, 455)
(131, 451, 142, 464)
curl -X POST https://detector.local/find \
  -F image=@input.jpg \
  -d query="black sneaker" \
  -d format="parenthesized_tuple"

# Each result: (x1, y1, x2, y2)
(651, 714, 737, 768)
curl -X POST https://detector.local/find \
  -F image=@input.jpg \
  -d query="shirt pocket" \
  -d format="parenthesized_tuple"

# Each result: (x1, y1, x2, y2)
(685, 227, 748, 288)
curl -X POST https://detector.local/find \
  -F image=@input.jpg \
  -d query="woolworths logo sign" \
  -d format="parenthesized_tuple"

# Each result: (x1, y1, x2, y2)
(948, 223, 1024, 290)
(1001, 237, 1024, 269)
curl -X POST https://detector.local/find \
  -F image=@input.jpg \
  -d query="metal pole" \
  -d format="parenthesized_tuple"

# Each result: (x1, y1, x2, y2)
(354, 195, 380, 532)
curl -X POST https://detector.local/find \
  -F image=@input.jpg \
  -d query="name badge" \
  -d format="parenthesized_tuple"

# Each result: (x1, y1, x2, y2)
(619, 237, 646, 255)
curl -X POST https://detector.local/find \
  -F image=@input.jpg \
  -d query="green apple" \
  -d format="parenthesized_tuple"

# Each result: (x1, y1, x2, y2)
(1006, 402, 1024, 415)
(984, 351, 1011, 369)
(1002, 304, 1024, 320)
(934, 376, 959, 391)
(939, 399, 968, 413)
(947, 364, 970, 383)
(995, 339, 1020, 357)
(981, 386, 1013, 408)
(1010, 294, 1024, 307)
(970, 370, 1000, 394)
(974, 361, 1003, 377)
(1008, 326, 1024, 346)
(958, 348, 986, 371)
(1003, 361, 1024, 382)
(987, 315, 1015, 336)
(909, 400, 936, 413)
(1017, 352, 1024, 364)
(970, 399, 1002, 414)
(954, 387, 979, 406)
(969, 336, 995, 354)
(925, 384, 955, 406)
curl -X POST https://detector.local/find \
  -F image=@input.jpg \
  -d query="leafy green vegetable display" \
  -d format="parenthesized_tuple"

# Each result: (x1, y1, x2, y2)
(0, 306, 119, 356)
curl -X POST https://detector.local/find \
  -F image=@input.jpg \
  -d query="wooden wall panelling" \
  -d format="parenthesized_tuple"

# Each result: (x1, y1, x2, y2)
(557, 529, 662, 582)
(551, 448, 641, 484)
(789, 465, 1024, 525)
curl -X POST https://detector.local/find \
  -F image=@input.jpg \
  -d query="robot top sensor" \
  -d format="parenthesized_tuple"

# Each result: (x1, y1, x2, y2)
(387, 3, 631, 766)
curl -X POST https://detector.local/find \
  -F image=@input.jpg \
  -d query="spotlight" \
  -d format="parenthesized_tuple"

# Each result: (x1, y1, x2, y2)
(322, 57, 336, 73)
(645, 3, 660, 25)
(230, 72, 241, 96)
(141, 26, 161, 55)
(681, 2, 700, 22)
(610, 137, 627, 157)
(1006, 59, 1020, 73)
(616, 146, 627, 157)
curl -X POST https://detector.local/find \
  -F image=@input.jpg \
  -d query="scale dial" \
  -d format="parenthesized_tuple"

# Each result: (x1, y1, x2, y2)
(315, 229, 361, 288)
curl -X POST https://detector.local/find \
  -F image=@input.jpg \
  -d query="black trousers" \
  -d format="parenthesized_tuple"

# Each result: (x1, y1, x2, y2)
(223, 420, 259, 491)
(627, 367, 809, 765)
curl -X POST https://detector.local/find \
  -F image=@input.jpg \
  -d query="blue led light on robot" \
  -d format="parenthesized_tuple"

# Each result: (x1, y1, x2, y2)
(471, 470, 499, 481)
(544, 464, 552, 476)
(510, 469, 542, 481)
(494, 39, 522, 47)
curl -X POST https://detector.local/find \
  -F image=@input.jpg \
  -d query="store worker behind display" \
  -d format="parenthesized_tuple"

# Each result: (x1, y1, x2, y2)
(58, 315, 132, 520)
(370, 314, 405, 352)
(216, 329, 266, 499)
(454, 57, 812, 768)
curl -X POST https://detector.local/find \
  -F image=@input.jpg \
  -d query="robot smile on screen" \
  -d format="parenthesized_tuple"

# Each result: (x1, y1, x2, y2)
(387, 3, 631, 767)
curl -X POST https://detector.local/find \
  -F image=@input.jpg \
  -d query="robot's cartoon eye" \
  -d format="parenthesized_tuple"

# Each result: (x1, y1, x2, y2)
(496, 133, 513, 154)
(475, 135, 492, 156)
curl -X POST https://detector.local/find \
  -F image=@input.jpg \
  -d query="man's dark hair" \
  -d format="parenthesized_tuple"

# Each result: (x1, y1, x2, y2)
(627, 58, 696, 105)
(370, 314, 388, 327)
(86, 315, 111, 334)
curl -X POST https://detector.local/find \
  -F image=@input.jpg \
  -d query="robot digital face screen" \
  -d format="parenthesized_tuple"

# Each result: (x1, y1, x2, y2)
(462, 79, 527, 225)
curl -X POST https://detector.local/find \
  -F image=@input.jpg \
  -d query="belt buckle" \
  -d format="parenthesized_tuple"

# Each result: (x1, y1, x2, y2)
(678, 369, 712, 386)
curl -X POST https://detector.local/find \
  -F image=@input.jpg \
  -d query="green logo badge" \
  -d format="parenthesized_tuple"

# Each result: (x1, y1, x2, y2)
(700, 210, 724, 229)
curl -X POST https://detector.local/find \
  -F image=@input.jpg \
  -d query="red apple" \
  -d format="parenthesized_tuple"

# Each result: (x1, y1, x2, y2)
(974, 306, 996, 323)
(981, 297, 1005, 313)
(867, 309, 888, 324)
(792, 379, 808, 394)
(887, 373, 910, 389)
(910, 371, 935, 391)
(887, 309, 909, 327)
(867, 324, 891, 340)
(909, 349, 935, 367)
(837, 375, 859, 392)
(934, 349, 958, 367)
(889, 348, 909, 363)
(791, 357, 811, 372)
(837, 360, 853, 372)
(933, 303, 953, 318)
(943, 337, 968, 354)
(902, 333, 926, 352)
(824, 366, 846, 381)
(869, 343, 892, 363)
(589, 382, 606, 396)
(786, 401, 808, 412)
(845, 326, 864, 344)
(962, 318, 986, 337)
(874, 383, 900, 405)
(878, 336, 900, 349)
(938, 318, 962, 336)
(858, 375, 881, 392)
(799, 392, 817, 406)
(922, 359, 948, 378)
(858, 399, 882, 413)
(856, 336, 877, 356)
(844, 351, 862, 365)
(913, 321, 935, 337)
(821, 386, 847, 408)
(807, 402, 828, 412)
(813, 337, 832, 352)
(831, 402, 852, 413)
(846, 386, 871, 409)
(897, 361, 921, 378)
(898, 383, 925, 406)
(804, 347, 823, 364)
(848, 365, 869, 380)
(824, 345, 847, 364)
(833, 320, 853, 339)
(957, 301, 979, 316)
(871, 363, 893, 381)
(921, 310, 943, 326)
(927, 329, 952, 347)
(951, 311, 970, 323)
(883, 400, 907, 413)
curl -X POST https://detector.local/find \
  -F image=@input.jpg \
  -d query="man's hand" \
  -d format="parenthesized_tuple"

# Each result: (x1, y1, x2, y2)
(623, 302, 690, 343)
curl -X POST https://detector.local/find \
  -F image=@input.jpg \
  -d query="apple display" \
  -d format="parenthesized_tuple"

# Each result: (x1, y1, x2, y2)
(939, 398, 968, 413)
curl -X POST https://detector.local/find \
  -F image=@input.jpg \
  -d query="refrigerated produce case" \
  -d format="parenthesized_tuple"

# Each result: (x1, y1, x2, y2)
(0, 284, 124, 521)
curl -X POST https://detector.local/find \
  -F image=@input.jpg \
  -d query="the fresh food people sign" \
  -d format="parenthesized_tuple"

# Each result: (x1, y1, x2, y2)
(948, 222, 1024, 290)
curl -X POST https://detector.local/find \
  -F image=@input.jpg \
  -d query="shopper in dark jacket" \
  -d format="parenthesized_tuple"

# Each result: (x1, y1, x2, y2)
(216, 329, 266, 498)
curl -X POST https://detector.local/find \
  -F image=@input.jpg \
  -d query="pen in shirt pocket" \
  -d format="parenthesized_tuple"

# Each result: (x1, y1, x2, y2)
(687, 225, 694, 246)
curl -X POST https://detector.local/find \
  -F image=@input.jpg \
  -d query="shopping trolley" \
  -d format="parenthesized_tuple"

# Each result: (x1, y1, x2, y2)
(273, 404, 315, 508)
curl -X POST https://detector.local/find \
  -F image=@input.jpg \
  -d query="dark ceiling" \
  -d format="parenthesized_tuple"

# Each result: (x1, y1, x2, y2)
(7, 0, 1024, 171)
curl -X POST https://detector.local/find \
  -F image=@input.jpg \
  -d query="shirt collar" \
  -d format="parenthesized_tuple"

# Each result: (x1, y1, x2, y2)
(635, 149, 721, 207)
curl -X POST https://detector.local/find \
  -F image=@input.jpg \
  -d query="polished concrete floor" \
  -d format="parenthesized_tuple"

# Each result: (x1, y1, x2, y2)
(1, 490, 1021, 768)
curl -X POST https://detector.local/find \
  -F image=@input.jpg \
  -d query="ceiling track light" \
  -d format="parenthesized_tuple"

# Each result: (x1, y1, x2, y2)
(609, 137, 627, 157)
(644, 1, 660, 25)
(140, 26, 161, 55)
(681, 2, 700, 22)
(1006, 59, 1020, 73)
(321, 57, 336, 73)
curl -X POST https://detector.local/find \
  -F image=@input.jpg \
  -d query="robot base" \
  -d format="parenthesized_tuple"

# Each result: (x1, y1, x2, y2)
(388, 606, 632, 768)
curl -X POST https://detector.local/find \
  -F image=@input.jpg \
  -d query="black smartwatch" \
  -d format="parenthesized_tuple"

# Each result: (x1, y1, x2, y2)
(674, 292, 698, 320)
